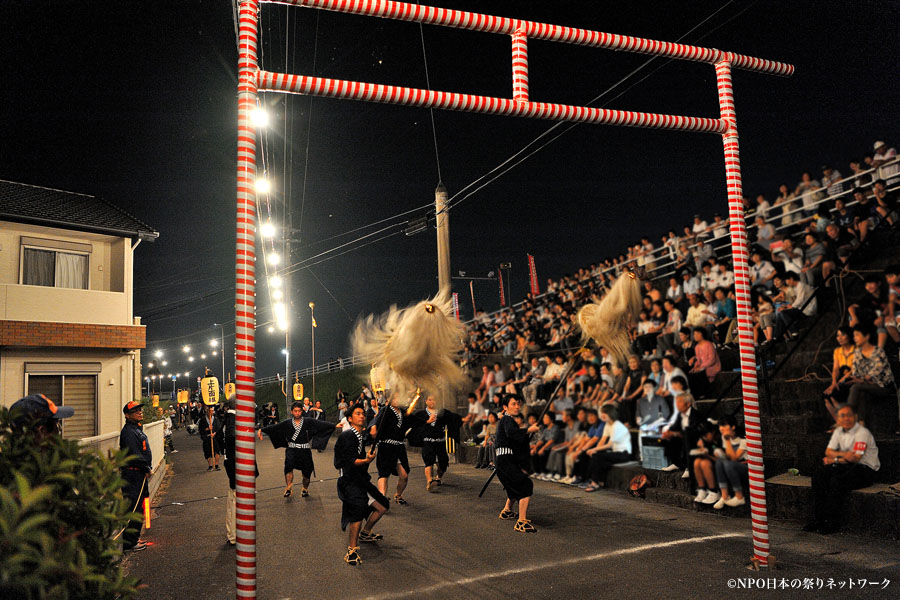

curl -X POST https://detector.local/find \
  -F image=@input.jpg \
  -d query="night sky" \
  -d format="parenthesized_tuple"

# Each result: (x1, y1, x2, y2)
(2, 1, 898, 380)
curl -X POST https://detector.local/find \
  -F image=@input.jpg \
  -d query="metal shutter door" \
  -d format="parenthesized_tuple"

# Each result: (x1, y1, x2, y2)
(62, 375, 97, 439)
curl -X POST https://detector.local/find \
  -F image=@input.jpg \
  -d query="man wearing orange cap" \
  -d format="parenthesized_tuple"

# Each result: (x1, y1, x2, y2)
(120, 400, 152, 551)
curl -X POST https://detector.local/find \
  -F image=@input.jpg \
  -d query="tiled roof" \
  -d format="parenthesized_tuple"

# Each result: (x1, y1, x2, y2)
(0, 179, 158, 241)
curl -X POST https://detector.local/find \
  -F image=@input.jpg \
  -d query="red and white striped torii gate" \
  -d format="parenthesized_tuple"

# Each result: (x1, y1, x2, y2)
(234, 0, 793, 596)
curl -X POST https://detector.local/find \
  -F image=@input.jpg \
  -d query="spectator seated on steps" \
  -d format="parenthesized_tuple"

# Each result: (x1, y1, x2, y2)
(804, 404, 879, 535)
(846, 326, 896, 430)
(691, 420, 722, 506)
(712, 415, 748, 509)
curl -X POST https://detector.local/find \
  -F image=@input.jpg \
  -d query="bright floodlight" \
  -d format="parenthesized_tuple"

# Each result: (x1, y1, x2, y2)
(268, 252, 280, 266)
(281, 348, 289, 355)
(154, 350, 163, 358)
(188, 356, 195, 362)
(183, 345, 190, 353)
(161, 361, 168, 367)
(278, 320, 289, 331)
(268, 326, 275, 333)
(251, 106, 269, 128)
(210, 339, 218, 347)
(272, 289, 283, 300)
(270, 275, 282, 287)
(260, 221, 276, 238)
(255, 177, 270, 194)
(212, 351, 218, 356)
(201, 353, 207, 360)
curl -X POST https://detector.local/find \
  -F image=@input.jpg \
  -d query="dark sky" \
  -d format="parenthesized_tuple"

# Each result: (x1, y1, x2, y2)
(2, 1, 898, 380)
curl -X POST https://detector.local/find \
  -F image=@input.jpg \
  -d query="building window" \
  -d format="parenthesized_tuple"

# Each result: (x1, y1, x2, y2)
(22, 247, 89, 289)
(27, 374, 97, 439)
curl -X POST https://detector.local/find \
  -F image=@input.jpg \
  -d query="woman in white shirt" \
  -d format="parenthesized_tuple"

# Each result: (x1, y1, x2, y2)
(712, 415, 747, 509)
(584, 404, 633, 491)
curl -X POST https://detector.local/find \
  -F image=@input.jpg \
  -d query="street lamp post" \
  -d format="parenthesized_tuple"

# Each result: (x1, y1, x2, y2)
(309, 302, 316, 403)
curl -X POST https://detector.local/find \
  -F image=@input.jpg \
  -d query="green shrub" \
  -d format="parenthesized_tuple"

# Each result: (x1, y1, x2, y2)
(0, 408, 139, 599)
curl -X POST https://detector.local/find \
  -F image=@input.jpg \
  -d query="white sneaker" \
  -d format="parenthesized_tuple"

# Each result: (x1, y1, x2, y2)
(713, 497, 726, 510)
(725, 496, 746, 507)
(552, 474, 562, 481)
(562, 476, 575, 485)
(681, 469, 691, 479)
(661, 464, 679, 472)
(702, 492, 721, 505)
(693, 489, 708, 503)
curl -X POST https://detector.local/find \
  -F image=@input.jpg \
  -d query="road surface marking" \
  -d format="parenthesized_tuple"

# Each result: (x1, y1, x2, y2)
(363, 533, 746, 599)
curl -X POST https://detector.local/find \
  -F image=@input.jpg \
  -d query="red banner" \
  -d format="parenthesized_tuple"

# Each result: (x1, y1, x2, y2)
(528, 254, 539, 295)
(452, 292, 460, 321)
(498, 265, 506, 307)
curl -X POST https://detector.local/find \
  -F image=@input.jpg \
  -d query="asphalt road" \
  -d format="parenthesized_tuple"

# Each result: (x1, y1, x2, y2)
(125, 428, 900, 599)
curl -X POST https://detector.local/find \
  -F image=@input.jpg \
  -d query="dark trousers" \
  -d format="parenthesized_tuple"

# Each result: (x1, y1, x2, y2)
(121, 469, 148, 549)
(589, 450, 632, 484)
(663, 430, 698, 469)
(811, 462, 876, 527)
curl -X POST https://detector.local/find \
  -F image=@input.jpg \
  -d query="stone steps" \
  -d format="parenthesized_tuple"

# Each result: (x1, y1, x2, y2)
(765, 473, 900, 539)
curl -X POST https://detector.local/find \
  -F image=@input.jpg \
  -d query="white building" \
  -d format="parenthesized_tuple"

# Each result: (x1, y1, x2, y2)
(0, 179, 158, 440)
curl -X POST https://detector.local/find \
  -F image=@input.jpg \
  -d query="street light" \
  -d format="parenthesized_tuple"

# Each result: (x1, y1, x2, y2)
(183, 345, 190, 353)
(213, 323, 226, 382)
(309, 302, 316, 403)
(188, 356, 195, 362)
(144, 376, 150, 398)
(161, 360, 167, 367)
(155, 350, 163, 359)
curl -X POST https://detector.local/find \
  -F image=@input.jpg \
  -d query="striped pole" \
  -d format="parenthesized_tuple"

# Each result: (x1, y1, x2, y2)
(715, 57, 769, 566)
(235, 0, 260, 597)
(257, 71, 727, 134)
(511, 27, 528, 102)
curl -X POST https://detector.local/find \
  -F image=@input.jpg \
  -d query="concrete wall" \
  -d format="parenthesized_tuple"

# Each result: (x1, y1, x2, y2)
(0, 347, 136, 437)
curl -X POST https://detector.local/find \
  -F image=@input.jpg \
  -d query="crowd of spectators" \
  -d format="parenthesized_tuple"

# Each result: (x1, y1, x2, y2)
(458, 140, 900, 503)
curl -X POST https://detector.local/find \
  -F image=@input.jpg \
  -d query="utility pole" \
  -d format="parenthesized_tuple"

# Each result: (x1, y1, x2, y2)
(435, 183, 451, 292)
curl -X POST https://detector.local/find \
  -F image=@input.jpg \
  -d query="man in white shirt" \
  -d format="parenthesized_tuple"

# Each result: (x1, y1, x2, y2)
(681, 270, 701, 298)
(685, 293, 712, 329)
(712, 262, 735, 290)
(773, 272, 817, 341)
(692, 215, 710, 240)
(804, 405, 879, 534)
(872, 140, 898, 184)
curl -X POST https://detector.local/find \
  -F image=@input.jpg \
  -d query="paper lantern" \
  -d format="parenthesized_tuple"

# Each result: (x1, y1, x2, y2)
(151, 394, 159, 407)
(370, 364, 386, 393)
(201, 376, 220, 406)
(224, 382, 236, 400)
(177, 390, 189, 404)
(292, 382, 304, 401)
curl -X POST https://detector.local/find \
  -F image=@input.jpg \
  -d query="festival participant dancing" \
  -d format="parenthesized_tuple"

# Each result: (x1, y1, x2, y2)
(411, 394, 451, 492)
(369, 393, 412, 505)
(495, 394, 540, 533)
(259, 400, 340, 498)
(334, 403, 389, 565)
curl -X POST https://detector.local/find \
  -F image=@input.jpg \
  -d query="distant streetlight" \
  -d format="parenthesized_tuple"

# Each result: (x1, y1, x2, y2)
(201, 353, 207, 360)
(260, 221, 275, 238)
(255, 177, 270, 194)
(188, 356, 195, 362)
(161, 360, 167, 367)
(183, 345, 190, 353)
(154, 350, 163, 358)
(268, 252, 280, 266)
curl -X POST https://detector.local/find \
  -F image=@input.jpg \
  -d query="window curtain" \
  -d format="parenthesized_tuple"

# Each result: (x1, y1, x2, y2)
(22, 248, 55, 286)
(55, 252, 88, 289)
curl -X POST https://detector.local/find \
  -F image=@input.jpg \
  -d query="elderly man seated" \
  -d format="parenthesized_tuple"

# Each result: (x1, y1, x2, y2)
(803, 404, 879, 535)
